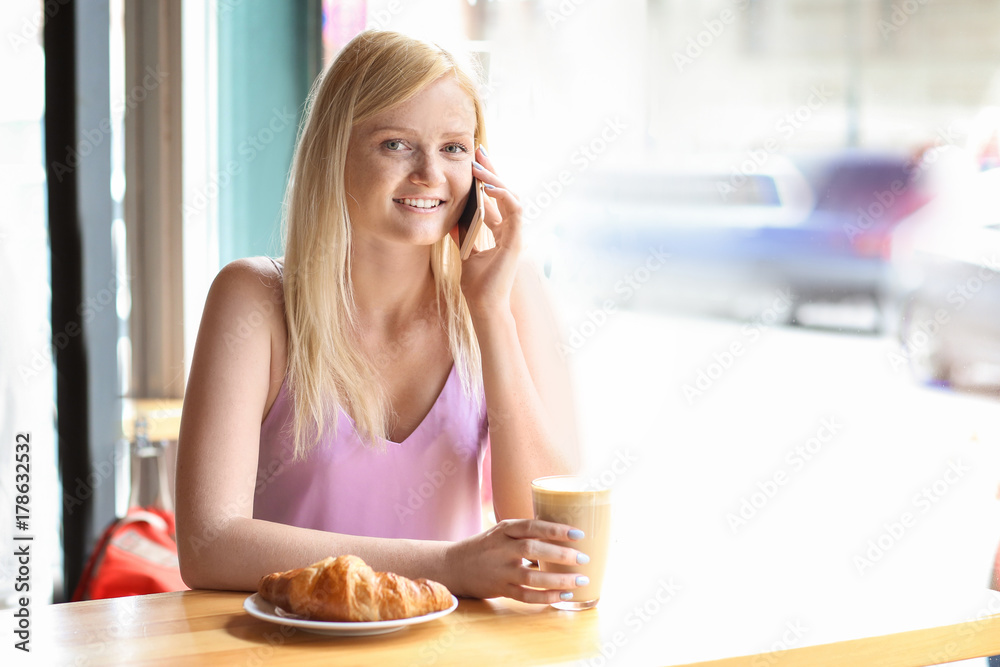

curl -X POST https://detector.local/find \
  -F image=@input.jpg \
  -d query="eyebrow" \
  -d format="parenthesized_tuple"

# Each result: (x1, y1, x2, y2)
(369, 126, 473, 137)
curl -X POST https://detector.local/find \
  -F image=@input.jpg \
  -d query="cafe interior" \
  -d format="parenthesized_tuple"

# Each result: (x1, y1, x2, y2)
(3, 0, 1000, 664)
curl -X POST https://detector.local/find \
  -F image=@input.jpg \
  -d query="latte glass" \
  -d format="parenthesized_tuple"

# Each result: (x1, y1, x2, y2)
(531, 475, 611, 610)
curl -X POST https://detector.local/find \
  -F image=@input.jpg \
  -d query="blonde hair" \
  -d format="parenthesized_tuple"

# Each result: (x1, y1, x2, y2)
(280, 30, 488, 459)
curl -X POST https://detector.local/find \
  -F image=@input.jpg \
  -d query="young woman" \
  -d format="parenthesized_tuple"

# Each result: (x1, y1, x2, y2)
(176, 30, 584, 604)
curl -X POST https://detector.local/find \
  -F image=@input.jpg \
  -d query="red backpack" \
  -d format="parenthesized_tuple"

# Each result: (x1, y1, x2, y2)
(71, 506, 187, 601)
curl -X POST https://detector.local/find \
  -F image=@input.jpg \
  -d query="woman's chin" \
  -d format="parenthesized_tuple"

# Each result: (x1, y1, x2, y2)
(390, 231, 450, 249)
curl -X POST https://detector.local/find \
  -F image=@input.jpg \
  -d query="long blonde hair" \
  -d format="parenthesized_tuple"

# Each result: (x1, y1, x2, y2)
(281, 30, 487, 459)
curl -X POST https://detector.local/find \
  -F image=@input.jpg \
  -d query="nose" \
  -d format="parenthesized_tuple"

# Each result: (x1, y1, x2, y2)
(409, 151, 446, 187)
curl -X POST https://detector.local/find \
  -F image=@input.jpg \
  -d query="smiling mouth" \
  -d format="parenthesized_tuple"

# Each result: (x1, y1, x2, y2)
(393, 198, 444, 210)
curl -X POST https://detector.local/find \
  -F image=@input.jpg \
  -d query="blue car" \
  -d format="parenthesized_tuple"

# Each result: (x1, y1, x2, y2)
(548, 152, 923, 330)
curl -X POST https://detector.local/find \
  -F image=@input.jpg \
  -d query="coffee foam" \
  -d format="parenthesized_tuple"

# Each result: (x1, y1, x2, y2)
(532, 475, 611, 495)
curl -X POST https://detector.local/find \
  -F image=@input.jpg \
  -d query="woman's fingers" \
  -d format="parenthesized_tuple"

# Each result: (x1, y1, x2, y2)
(473, 145, 499, 180)
(499, 519, 587, 567)
(463, 146, 524, 257)
(506, 566, 590, 604)
(516, 566, 587, 592)
(475, 144, 493, 169)
(480, 185, 503, 226)
(517, 537, 587, 568)
(473, 146, 517, 200)
(472, 160, 507, 192)
(507, 584, 579, 605)
(501, 518, 583, 543)
(447, 519, 591, 603)
(468, 188, 521, 255)
(480, 185, 519, 227)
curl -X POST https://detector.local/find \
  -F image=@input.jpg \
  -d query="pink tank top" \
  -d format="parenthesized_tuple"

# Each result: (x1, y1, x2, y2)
(253, 363, 489, 541)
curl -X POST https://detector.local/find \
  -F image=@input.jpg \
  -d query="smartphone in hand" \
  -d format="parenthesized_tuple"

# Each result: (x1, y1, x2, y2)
(456, 178, 486, 260)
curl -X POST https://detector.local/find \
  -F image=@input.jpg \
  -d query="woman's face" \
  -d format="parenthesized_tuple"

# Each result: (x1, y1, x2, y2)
(344, 75, 477, 248)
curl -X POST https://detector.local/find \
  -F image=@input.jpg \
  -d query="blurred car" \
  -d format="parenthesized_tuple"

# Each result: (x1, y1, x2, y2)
(789, 150, 927, 302)
(888, 168, 1000, 387)
(547, 151, 924, 328)
(545, 157, 812, 321)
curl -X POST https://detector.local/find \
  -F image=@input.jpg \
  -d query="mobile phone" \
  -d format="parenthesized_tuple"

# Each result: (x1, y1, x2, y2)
(457, 178, 486, 260)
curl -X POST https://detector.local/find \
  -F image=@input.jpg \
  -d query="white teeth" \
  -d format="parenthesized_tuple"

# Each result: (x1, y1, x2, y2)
(398, 198, 441, 209)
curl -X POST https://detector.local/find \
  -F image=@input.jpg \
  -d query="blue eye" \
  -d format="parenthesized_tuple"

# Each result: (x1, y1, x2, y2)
(444, 143, 469, 154)
(384, 140, 404, 151)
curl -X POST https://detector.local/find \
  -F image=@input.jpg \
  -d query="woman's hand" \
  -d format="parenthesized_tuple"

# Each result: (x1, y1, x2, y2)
(444, 519, 589, 603)
(458, 146, 524, 320)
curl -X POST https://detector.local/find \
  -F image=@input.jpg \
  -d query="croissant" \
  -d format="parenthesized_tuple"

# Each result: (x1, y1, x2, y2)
(257, 554, 453, 622)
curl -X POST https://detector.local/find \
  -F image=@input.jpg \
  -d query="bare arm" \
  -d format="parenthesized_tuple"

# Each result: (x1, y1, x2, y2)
(459, 148, 582, 521)
(475, 262, 581, 520)
(175, 258, 585, 601)
(174, 259, 450, 590)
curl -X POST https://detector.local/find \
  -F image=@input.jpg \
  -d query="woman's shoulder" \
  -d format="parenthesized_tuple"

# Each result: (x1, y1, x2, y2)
(210, 257, 285, 307)
(202, 257, 289, 410)
(204, 257, 287, 339)
(214, 256, 284, 289)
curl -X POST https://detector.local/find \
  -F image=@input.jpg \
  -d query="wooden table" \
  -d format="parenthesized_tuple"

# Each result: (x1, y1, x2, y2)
(33, 321, 1000, 665)
(33, 383, 1000, 666)
(29, 588, 1000, 666)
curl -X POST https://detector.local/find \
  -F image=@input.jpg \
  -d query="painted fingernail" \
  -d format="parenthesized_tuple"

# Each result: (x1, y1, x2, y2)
(560, 592, 574, 601)
(478, 145, 488, 157)
(575, 576, 590, 586)
(473, 160, 484, 170)
(576, 553, 590, 565)
(568, 529, 585, 540)
(483, 183, 496, 189)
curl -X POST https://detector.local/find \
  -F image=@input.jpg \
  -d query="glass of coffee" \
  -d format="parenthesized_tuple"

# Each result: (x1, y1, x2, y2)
(531, 475, 611, 611)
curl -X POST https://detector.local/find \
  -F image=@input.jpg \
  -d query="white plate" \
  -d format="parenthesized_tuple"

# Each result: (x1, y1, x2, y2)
(243, 592, 459, 636)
